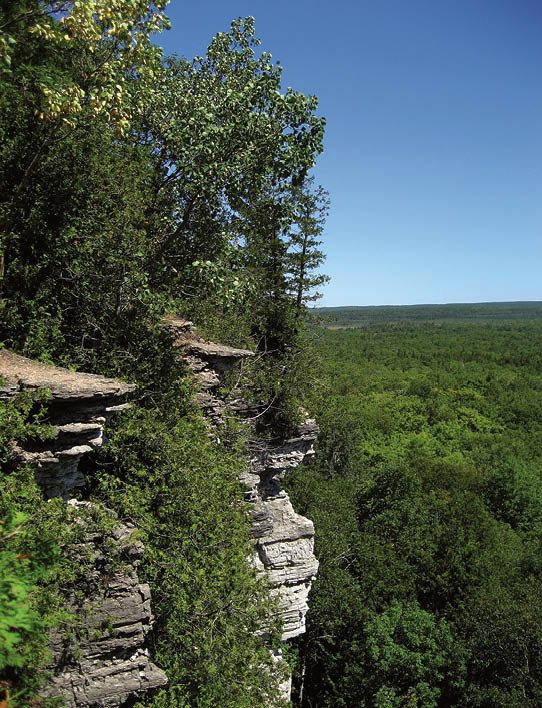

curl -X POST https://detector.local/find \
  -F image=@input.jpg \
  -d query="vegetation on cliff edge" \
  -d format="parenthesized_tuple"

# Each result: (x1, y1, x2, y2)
(0, 4, 328, 705)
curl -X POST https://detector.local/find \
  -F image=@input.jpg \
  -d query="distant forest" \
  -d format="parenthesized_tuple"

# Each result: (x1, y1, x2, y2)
(289, 306, 542, 706)
(314, 301, 542, 326)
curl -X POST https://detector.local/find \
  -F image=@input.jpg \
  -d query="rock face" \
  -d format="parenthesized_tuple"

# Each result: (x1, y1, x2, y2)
(171, 322, 319, 649)
(0, 349, 135, 498)
(0, 350, 167, 705)
(165, 316, 254, 426)
(0, 349, 135, 402)
(43, 502, 168, 707)
(245, 421, 319, 641)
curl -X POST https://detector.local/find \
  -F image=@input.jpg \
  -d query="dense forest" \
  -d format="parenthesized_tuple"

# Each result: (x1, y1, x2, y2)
(289, 311, 542, 707)
(315, 302, 542, 326)
(0, 3, 327, 705)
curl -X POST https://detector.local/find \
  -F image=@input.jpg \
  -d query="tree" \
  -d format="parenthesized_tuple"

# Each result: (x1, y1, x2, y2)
(137, 17, 325, 304)
(286, 177, 330, 311)
(0, 0, 169, 131)
(0, 10, 330, 704)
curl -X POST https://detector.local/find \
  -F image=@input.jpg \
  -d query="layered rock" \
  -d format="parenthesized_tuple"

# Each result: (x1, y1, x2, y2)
(248, 419, 319, 478)
(0, 349, 134, 498)
(43, 501, 167, 707)
(244, 422, 319, 641)
(0, 350, 167, 705)
(165, 316, 254, 426)
(171, 322, 319, 645)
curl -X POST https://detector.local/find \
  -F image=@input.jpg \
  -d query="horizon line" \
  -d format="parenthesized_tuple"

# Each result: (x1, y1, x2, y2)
(313, 300, 542, 309)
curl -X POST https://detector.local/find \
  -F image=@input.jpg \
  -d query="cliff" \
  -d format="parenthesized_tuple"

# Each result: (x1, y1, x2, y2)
(168, 319, 319, 697)
(0, 350, 167, 706)
(246, 420, 319, 641)
(1, 334, 318, 705)
(43, 502, 167, 707)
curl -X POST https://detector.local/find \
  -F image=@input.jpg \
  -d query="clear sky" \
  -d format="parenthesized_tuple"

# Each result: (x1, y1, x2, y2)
(158, 1, 542, 306)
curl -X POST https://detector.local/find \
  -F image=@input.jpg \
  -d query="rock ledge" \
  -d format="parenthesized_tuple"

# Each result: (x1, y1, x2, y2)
(1, 350, 166, 705)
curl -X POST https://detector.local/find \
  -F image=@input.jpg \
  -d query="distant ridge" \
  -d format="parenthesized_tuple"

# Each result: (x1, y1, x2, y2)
(312, 301, 542, 326)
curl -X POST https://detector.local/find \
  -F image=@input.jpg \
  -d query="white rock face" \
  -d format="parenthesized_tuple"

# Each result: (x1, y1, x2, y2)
(171, 321, 319, 700)
(245, 423, 319, 641)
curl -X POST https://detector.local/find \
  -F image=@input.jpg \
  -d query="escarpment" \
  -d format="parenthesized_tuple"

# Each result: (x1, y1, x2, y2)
(1, 330, 318, 705)
(168, 318, 319, 697)
(0, 350, 167, 706)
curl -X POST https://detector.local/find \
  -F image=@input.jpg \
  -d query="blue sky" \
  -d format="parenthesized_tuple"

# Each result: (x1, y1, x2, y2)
(158, 1, 542, 306)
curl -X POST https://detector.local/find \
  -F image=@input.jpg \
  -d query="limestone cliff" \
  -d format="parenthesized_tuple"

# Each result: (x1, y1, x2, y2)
(168, 318, 319, 697)
(0, 350, 167, 706)
(246, 420, 319, 642)
(43, 502, 167, 707)
(1, 334, 318, 705)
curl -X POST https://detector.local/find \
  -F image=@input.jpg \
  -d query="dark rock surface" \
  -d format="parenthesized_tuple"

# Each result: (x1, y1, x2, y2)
(0, 349, 134, 402)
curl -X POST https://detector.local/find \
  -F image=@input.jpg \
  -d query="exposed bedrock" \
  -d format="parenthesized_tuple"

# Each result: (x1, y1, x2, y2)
(43, 502, 168, 707)
(2, 328, 318, 703)
(0, 349, 167, 705)
(170, 321, 320, 646)
(165, 315, 255, 426)
(0, 349, 134, 498)
(244, 424, 319, 641)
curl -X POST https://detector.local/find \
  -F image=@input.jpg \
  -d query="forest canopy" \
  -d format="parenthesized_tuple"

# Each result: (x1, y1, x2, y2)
(289, 313, 542, 707)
